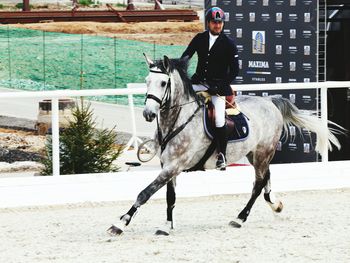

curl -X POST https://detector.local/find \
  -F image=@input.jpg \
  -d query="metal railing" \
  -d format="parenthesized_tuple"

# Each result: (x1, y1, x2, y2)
(1, 80, 349, 176)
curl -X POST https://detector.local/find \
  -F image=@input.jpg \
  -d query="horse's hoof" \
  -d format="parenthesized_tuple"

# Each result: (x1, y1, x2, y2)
(155, 230, 170, 236)
(275, 201, 283, 213)
(107, 225, 123, 236)
(229, 220, 242, 228)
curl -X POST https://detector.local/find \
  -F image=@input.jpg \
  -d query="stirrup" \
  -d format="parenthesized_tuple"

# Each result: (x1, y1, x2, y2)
(216, 152, 226, 171)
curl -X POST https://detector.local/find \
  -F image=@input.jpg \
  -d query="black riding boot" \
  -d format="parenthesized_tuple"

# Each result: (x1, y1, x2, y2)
(215, 126, 227, 171)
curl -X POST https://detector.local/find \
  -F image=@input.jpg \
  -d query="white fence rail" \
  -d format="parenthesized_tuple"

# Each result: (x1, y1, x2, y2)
(1, 81, 350, 176)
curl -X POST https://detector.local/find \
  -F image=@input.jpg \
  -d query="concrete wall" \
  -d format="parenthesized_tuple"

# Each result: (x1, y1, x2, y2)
(1, 161, 349, 208)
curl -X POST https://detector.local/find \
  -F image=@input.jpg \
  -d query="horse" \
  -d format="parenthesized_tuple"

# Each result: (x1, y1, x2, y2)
(107, 55, 342, 235)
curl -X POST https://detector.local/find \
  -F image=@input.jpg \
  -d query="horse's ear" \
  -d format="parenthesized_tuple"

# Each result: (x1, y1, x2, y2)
(180, 55, 190, 71)
(163, 55, 171, 73)
(143, 53, 154, 67)
(181, 55, 190, 63)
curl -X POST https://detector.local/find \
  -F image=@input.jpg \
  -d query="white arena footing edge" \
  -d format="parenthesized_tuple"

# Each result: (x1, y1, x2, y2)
(0, 161, 349, 208)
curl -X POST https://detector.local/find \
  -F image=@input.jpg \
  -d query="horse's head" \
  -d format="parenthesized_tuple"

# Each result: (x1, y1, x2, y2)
(143, 54, 173, 122)
(143, 54, 193, 122)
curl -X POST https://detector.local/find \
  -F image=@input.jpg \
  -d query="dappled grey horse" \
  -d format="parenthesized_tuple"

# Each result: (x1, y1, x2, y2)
(108, 55, 341, 235)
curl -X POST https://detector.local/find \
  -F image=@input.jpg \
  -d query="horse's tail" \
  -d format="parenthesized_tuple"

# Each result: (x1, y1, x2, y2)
(270, 96, 344, 156)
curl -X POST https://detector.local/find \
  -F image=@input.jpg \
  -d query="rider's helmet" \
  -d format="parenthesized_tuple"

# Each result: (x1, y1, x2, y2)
(205, 7, 225, 22)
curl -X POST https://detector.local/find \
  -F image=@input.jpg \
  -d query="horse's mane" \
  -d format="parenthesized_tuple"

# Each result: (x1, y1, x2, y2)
(153, 57, 200, 103)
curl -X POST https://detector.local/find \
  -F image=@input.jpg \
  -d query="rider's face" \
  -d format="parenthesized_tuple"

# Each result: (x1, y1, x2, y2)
(208, 20, 224, 35)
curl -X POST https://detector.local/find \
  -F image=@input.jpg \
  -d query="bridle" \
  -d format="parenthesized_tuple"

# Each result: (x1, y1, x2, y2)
(145, 68, 172, 111)
(144, 66, 202, 153)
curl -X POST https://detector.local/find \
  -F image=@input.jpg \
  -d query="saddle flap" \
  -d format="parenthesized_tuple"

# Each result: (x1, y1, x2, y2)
(203, 105, 249, 142)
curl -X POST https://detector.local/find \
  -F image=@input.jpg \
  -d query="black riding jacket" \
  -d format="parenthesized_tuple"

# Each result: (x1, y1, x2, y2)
(181, 30, 239, 96)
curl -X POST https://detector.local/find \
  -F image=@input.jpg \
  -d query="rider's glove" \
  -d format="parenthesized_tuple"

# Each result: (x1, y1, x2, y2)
(206, 81, 219, 95)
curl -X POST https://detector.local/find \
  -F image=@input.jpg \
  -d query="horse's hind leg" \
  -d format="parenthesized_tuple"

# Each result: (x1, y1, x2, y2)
(230, 151, 274, 228)
(263, 177, 283, 213)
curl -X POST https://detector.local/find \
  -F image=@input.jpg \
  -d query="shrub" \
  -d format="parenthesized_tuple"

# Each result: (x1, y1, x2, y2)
(78, 0, 94, 6)
(41, 102, 122, 175)
(15, 3, 33, 9)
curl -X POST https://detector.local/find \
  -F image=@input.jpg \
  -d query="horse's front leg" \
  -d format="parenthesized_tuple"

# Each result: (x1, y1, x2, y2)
(154, 178, 177, 236)
(107, 168, 179, 236)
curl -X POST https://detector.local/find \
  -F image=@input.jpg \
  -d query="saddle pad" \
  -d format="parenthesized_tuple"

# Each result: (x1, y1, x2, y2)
(203, 106, 249, 142)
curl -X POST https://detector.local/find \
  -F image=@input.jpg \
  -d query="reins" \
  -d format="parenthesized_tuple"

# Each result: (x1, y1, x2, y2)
(157, 105, 201, 153)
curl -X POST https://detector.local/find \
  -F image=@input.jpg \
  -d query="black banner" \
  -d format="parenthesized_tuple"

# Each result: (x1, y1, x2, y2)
(205, 0, 320, 163)
(209, 0, 318, 84)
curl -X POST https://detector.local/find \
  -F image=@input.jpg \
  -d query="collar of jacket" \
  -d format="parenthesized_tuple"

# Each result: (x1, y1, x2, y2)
(205, 31, 224, 51)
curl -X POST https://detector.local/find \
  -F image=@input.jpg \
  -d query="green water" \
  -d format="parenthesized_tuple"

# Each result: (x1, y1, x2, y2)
(0, 26, 196, 106)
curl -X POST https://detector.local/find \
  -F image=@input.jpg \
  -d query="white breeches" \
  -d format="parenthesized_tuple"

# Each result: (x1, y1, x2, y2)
(192, 84, 226, 128)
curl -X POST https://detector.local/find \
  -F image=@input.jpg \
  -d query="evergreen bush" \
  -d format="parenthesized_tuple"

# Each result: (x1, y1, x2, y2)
(78, 0, 94, 6)
(41, 101, 122, 175)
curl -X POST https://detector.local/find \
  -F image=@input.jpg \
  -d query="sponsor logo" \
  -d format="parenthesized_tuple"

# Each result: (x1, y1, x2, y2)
(288, 143, 297, 151)
(248, 0, 257, 5)
(235, 13, 244, 21)
(251, 77, 266, 82)
(288, 46, 298, 54)
(276, 141, 282, 151)
(276, 45, 282, 55)
(288, 14, 298, 22)
(248, 60, 269, 68)
(224, 12, 230, 22)
(252, 31, 265, 54)
(236, 45, 244, 52)
(274, 30, 284, 38)
(304, 143, 310, 153)
(303, 30, 312, 38)
(236, 28, 242, 38)
(304, 45, 310, 55)
(304, 13, 311, 22)
(290, 29, 296, 39)
(261, 13, 270, 21)
(302, 63, 312, 71)
(274, 62, 283, 70)
(276, 12, 282, 22)
(249, 12, 256, 22)
(289, 61, 296, 71)
(238, 60, 243, 69)
(289, 93, 296, 103)
(303, 0, 313, 6)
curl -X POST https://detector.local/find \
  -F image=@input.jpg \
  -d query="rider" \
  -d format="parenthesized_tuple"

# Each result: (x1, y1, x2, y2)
(181, 6, 239, 170)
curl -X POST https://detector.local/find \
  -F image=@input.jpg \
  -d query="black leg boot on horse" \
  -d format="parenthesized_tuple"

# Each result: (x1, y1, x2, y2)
(215, 126, 228, 171)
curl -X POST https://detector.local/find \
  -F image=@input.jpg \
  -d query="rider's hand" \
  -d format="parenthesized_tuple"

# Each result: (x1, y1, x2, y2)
(206, 81, 219, 95)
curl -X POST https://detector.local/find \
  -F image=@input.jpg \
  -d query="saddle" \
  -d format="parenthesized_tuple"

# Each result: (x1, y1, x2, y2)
(184, 91, 249, 172)
(199, 91, 249, 142)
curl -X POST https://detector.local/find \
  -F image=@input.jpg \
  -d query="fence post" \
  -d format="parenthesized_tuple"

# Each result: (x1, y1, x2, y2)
(7, 25, 12, 88)
(52, 98, 60, 176)
(320, 87, 328, 162)
(123, 84, 144, 153)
